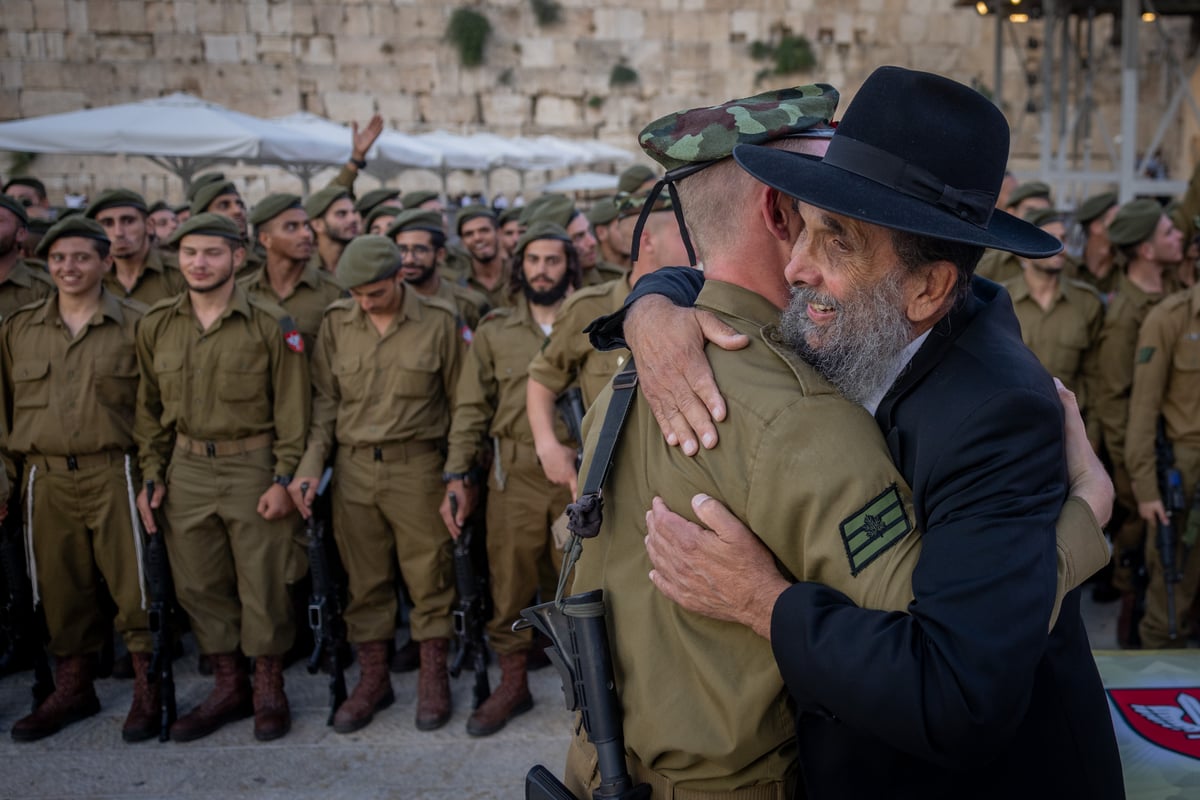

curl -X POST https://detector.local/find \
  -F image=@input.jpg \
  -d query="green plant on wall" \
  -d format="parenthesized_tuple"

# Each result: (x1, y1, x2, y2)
(610, 63, 639, 88)
(446, 7, 492, 67)
(748, 32, 816, 82)
(530, 0, 562, 26)
(7, 152, 37, 176)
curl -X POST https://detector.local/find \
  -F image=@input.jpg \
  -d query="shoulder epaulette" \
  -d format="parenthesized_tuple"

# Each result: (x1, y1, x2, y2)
(416, 294, 458, 319)
(323, 296, 357, 316)
(478, 307, 513, 326)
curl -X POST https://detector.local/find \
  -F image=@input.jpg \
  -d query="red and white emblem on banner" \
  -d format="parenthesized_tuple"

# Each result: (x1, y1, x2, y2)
(1109, 688, 1200, 761)
(285, 331, 304, 353)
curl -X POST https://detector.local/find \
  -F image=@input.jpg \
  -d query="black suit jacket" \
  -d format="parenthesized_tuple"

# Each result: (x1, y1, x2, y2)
(594, 271, 1124, 799)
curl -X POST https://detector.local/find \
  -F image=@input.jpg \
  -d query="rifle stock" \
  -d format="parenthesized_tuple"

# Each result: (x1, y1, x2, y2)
(303, 468, 346, 725)
(1155, 420, 1185, 640)
(556, 388, 587, 469)
(143, 480, 177, 741)
(448, 492, 490, 709)
(0, 486, 54, 710)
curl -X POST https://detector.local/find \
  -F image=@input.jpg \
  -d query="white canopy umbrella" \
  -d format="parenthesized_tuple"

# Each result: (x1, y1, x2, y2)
(574, 140, 637, 166)
(541, 171, 621, 193)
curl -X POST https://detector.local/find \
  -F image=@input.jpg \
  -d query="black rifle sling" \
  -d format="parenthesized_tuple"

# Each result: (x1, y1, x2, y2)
(555, 359, 639, 605)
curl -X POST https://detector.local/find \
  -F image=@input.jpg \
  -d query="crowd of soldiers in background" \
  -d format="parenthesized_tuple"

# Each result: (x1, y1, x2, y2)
(1, 110, 1198, 749)
(0, 114, 694, 747)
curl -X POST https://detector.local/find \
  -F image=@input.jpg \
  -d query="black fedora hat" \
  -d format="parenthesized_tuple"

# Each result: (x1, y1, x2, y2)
(732, 66, 1062, 259)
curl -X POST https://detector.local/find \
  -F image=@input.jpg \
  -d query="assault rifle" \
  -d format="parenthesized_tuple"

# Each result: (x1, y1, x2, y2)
(1154, 420, 1186, 640)
(143, 480, 178, 741)
(556, 387, 587, 469)
(303, 468, 347, 725)
(0, 486, 54, 711)
(448, 492, 490, 709)
(518, 590, 650, 800)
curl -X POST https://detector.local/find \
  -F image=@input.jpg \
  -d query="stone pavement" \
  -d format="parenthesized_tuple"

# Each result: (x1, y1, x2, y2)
(0, 642, 573, 800)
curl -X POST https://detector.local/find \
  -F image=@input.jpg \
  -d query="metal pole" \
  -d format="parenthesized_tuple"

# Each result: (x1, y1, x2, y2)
(995, 8, 1004, 111)
(1119, 0, 1139, 202)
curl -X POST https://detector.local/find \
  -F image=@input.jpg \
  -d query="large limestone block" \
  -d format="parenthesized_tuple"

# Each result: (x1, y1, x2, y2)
(20, 89, 87, 117)
(534, 94, 583, 129)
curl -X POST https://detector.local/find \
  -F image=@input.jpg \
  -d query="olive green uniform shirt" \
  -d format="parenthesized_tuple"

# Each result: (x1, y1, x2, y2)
(976, 249, 1022, 284)
(1126, 283, 1200, 503)
(0, 259, 54, 319)
(104, 248, 184, 307)
(296, 291, 462, 478)
(527, 277, 631, 407)
(238, 261, 345, 353)
(583, 260, 625, 287)
(0, 288, 143, 456)
(572, 280, 921, 791)
(134, 285, 311, 484)
(429, 278, 490, 336)
(1096, 273, 1166, 469)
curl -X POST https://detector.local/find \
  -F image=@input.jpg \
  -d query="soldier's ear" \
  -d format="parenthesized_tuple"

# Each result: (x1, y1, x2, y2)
(232, 246, 247, 270)
(758, 187, 791, 243)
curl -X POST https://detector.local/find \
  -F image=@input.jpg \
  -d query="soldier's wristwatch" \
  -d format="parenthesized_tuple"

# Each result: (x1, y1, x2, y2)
(349, 157, 367, 170)
(442, 471, 470, 485)
(273, 474, 293, 487)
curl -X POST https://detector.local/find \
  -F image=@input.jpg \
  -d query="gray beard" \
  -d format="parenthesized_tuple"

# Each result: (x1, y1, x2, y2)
(779, 272, 914, 406)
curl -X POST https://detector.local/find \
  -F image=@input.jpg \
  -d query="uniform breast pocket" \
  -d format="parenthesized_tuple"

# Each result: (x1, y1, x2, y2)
(392, 353, 441, 398)
(331, 354, 368, 400)
(95, 353, 139, 411)
(1047, 327, 1089, 379)
(1172, 334, 1200, 372)
(153, 352, 184, 405)
(216, 354, 270, 404)
(11, 359, 50, 409)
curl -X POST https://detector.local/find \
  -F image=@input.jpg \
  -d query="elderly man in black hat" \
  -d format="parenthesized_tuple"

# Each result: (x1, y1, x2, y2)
(588, 66, 1122, 799)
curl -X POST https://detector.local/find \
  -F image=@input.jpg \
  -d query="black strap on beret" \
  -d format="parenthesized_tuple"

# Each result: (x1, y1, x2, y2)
(628, 165, 702, 267)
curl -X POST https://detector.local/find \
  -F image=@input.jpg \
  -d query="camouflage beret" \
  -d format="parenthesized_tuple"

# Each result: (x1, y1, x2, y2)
(586, 196, 620, 226)
(186, 172, 227, 201)
(336, 235, 402, 290)
(455, 204, 497, 235)
(364, 204, 402, 232)
(515, 220, 572, 254)
(1107, 198, 1166, 247)
(35, 216, 110, 257)
(616, 190, 675, 220)
(1074, 191, 1118, 226)
(0, 194, 29, 226)
(401, 190, 440, 209)
(639, 84, 839, 172)
(304, 186, 352, 220)
(147, 200, 174, 215)
(3, 176, 46, 197)
(520, 193, 576, 227)
(1006, 181, 1052, 209)
(497, 206, 523, 226)
(618, 164, 657, 194)
(84, 188, 148, 219)
(1022, 208, 1066, 229)
(355, 187, 402, 215)
(249, 193, 304, 227)
(385, 209, 444, 238)
(167, 212, 243, 246)
(190, 180, 239, 216)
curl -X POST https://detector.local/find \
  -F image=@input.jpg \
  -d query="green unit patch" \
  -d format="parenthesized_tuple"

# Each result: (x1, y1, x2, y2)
(840, 484, 912, 576)
(1136, 346, 1156, 364)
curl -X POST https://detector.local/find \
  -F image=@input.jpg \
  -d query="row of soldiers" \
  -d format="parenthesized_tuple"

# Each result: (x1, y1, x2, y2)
(0, 150, 683, 744)
(977, 176, 1200, 649)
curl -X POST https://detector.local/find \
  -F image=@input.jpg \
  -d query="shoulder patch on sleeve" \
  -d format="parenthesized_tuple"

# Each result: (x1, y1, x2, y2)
(1136, 346, 1156, 364)
(840, 484, 912, 577)
(280, 315, 305, 354)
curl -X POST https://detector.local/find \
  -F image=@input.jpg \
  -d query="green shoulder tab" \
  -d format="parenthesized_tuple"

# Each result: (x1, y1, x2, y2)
(1136, 346, 1156, 364)
(840, 485, 912, 577)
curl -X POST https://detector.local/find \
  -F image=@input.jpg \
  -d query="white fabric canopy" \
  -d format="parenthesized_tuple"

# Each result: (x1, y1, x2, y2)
(542, 171, 621, 193)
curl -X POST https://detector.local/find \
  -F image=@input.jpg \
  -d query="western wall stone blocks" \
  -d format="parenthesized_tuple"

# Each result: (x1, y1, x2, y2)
(116, 0, 148, 32)
(257, 34, 294, 63)
(482, 92, 527, 127)
(323, 91, 376, 123)
(519, 37, 557, 69)
(534, 94, 582, 129)
(95, 33, 154, 61)
(288, 4, 313, 35)
(417, 93, 480, 127)
(20, 89, 87, 117)
(294, 34, 336, 65)
(245, 0, 270, 33)
(203, 34, 240, 63)
(172, 0, 197, 33)
(0, 62, 22, 90)
(32, 0, 67, 30)
(593, 9, 645, 40)
(314, 4, 344, 35)
(730, 10, 763, 40)
(376, 93, 417, 126)
(342, 5, 374, 36)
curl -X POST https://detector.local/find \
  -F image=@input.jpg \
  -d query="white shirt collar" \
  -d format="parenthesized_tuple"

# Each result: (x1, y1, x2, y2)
(862, 330, 931, 416)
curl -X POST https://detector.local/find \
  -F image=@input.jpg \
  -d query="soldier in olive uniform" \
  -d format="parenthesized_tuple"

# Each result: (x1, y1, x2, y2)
(134, 213, 311, 743)
(305, 186, 361, 274)
(1095, 198, 1184, 643)
(1126, 281, 1200, 647)
(976, 181, 1054, 283)
(85, 189, 184, 306)
(521, 194, 618, 286)
(3, 177, 52, 221)
(3, 218, 155, 743)
(355, 188, 402, 220)
(442, 221, 582, 737)
(290, 236, 463, 733)
(445, 205, 509, 304)
(365, 204, 401, 236)
(146, 200, 180, 247)
(388, 209, 490, 334)
(587, 197, 627, 273)
(0, 195, 55, 317)
(189, 180, 262, 280)
(1073, 191, 1119, 296)
(240, 193, 345, 352)
(497, 206, 524, 261)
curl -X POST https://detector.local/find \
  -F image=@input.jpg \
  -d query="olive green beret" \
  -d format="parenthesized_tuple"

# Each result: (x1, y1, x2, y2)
(364, 204, 401, 231)
(1022, 208, 1066, 229)
(618, 165, 657, 194)
(497, 206, 523, 226)
(355, 188, 402, 215)
(304, 186, 352, 220)
(3, 176, 46, 197)
(455, 204, 496, 235)
(190, 180, 238, 216)
(186, 172, 227, 201)
(1006, 181, 1052, 209)
(84, 188, 148, 219)
(586, 196, 620, 226)
(0, 194, 29, 225)
(385, 209, 444, 238)
(35, 216, 110, 257)
(27, 218, 52, 234)
(336, 235, 402, 289)
(147, 200, 173, 215)
(1108, 198, 1165, 247)
(402, 190, 439, 209)
(167, 212, 243, 246)
(520, 193, 576, 227)
(514, 220, 572, 255)
(1074, 191, 1118, 226)
(249, 193, 304, 227)
(639, 84, 839, 172)
(58, 208, 83, 220)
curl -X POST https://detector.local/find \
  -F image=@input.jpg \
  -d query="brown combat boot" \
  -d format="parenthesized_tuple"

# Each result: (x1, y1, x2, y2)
(466, 651, 533, 737)
(389, 637, 420, 673)
(252, 655, 290, 741)
(10, 655, 101, 742)
(121, 652, 161, 743)
(171, 652, 253, 742)
(415, 638, 452, 731)
(333, 640, 395, 734)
